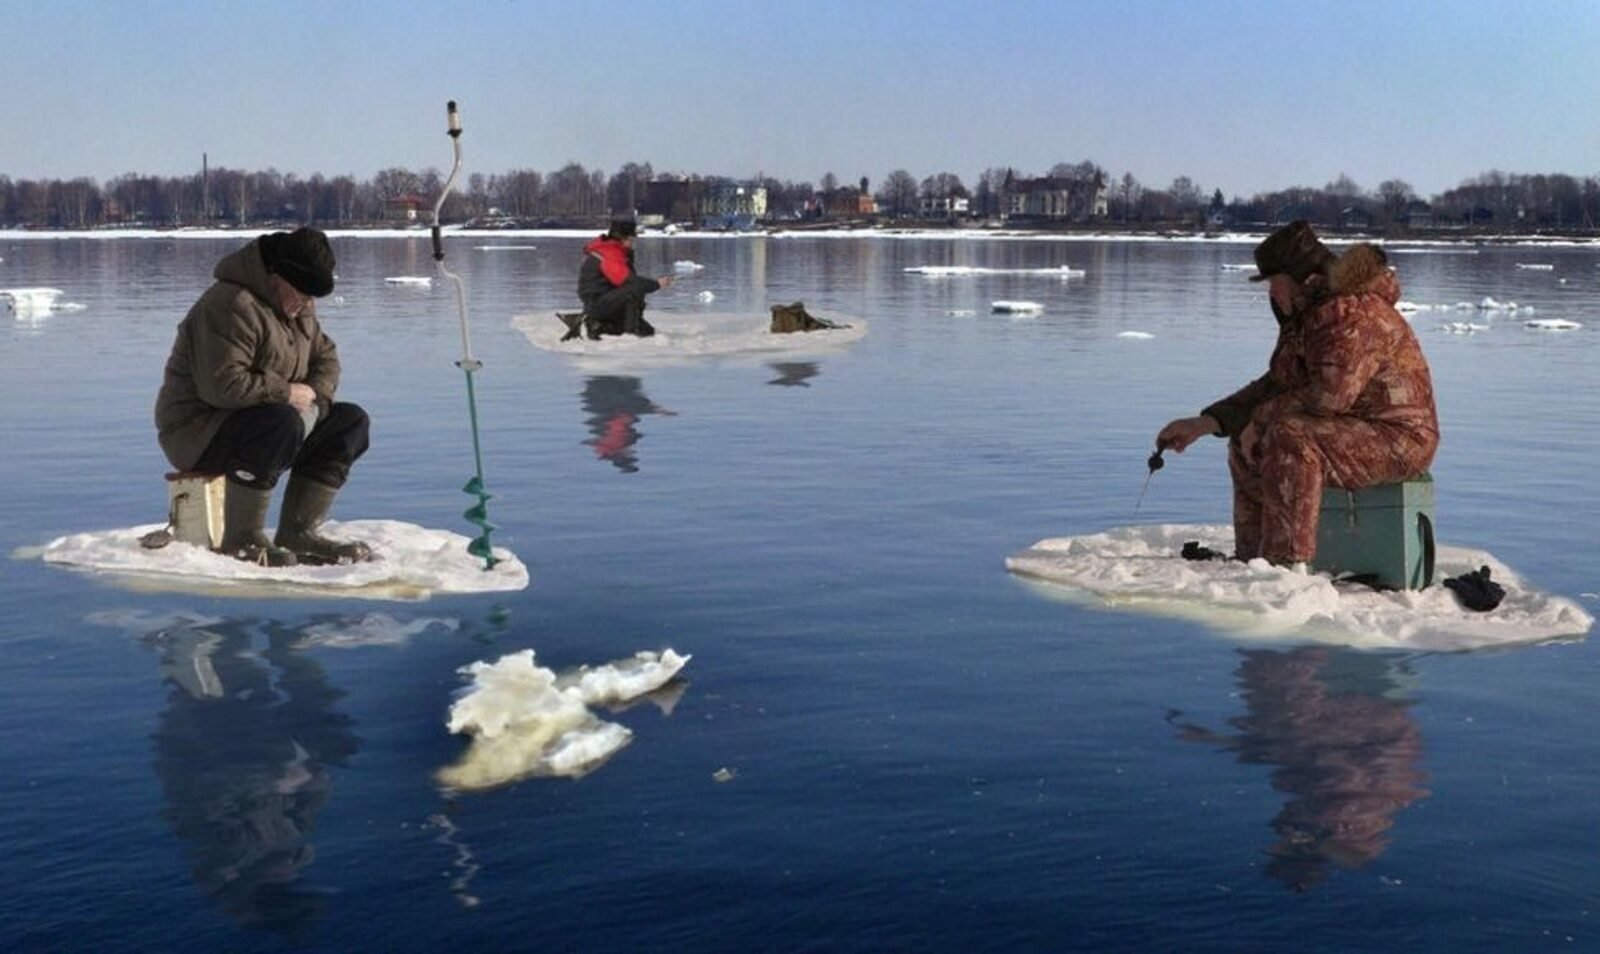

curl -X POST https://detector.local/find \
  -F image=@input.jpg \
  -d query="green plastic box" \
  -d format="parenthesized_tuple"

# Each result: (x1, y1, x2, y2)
(1313, 474, 1436, 590)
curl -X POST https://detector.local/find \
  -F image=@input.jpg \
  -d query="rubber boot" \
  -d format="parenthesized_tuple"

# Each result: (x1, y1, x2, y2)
(622, 299, 655, 337)
(274, 475, 374, 566)
(218, 482, 297, 567)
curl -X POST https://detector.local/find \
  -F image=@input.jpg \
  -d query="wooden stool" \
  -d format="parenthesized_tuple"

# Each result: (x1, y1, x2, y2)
(1313, 474, 1435, 590)
(165, 472, 226, 549)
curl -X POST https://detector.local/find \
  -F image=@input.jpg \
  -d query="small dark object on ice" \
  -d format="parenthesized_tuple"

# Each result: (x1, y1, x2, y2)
(556, 312, 585, 342)
(1147, 449, 1165, 473)
(1181, 541, 1224, 561)
(1443, 565, 1506, 612)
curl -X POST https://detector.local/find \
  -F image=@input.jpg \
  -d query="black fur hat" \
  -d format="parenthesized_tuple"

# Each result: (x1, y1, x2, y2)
(259, 227, 336, 297)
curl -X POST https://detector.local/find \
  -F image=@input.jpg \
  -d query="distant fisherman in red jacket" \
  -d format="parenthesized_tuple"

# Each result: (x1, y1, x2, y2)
(564, 218, 675, 340)
(1156, 221, 1439, 567)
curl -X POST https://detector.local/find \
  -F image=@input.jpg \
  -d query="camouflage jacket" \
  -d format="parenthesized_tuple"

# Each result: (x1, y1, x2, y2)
(1203, 244, 1439, 462)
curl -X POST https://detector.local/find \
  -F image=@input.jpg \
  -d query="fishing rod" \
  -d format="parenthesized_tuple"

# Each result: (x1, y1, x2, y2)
(1133, 442, 1165, 518)
(432, 100, 500, 569)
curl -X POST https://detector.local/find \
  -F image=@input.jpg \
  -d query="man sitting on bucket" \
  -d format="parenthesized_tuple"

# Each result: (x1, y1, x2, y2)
(560, 218, 674, 341)
(1155, 221, 1439, 568)
(155, 227, 373, 567)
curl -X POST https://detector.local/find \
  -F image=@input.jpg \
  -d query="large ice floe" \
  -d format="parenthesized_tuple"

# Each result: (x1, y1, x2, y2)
(23, 519, 528, 600)
(512, 309, 867, 369)
(1007, 523, 1592, 652)
(438, 647, 690, 790)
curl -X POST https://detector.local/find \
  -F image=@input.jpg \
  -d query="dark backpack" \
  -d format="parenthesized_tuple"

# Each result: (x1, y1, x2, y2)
(770, 301, 844, 333)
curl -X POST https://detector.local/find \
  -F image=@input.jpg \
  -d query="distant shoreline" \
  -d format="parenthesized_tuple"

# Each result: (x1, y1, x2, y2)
(4, 225, 1600, 248)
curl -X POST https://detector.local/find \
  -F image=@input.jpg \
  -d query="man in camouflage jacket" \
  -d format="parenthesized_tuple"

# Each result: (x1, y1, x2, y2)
(1158, 222, 1439, 564)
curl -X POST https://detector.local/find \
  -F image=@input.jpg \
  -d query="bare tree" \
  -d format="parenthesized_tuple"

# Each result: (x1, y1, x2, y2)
(876, 169, 918, 217)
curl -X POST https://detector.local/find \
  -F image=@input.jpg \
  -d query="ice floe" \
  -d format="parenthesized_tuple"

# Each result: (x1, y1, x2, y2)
(1440, 321, 1490, 335)
(1117, 331, 1155, 339)
(512, 309, 867, 369)
(905, 265, 1084, 278)
(385, 276, 433, 287)
(1515, 263, 1555, 270)
(991, 300, 1044, 314)
(437, 648, 690, 789)
(24, 519, 528, 600)
(674, 260, 706, 272)
(474, 245, 538, 251)
(3, 286, 66, 316)
(695, 289, 716, 302)
(1525, 318, 1582, 330)
(1007, 523, 1592, 652)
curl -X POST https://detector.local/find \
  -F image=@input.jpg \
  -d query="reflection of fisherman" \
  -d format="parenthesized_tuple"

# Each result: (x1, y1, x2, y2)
(767, 361, 820, 387)
(149, 620, 358, 936)
(1168, 647, 1429, 892)
(581, 376, 676, 473)
(567, 219, 674, 340)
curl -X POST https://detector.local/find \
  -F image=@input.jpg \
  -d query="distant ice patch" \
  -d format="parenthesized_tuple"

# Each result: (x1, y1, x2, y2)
(1440, 321, 1490, 335)
(906, 265, 1084, 278)
(512, 309, 867, 369)
(385, 276, 433, 287)
(695, 289, 716, 303)
(437, 648, 690, 789)
(3, 287, 66, 317)
(674, 260, 705, 272)
(1220, 263, 1256, 272)
(1117, 331, 1155, 339)
(1007, 523, 1592, 651)
(1526, 318, 1582, 330)
(27, 519, 528, 600)
(474, 245, 538, 251)
(991, 300, 1044, 314)
(1515, 263, 1555, 270)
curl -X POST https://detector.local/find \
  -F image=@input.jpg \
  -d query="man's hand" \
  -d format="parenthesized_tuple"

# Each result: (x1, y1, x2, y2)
(1156, 415, 1221, 453)
(656, 275, 675, 288)
(288, 383, 318, 412)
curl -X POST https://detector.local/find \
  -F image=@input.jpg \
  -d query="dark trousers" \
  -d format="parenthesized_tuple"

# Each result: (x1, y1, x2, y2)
(194, 402, 370, 490)
(584, 287, 654, 336)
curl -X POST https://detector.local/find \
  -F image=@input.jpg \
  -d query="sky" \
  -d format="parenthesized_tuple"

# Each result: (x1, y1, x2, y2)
(3, 0, 1597, 201)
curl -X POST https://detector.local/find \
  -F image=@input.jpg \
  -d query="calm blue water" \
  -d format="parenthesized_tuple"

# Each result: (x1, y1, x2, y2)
(2, 233, 1597, 951)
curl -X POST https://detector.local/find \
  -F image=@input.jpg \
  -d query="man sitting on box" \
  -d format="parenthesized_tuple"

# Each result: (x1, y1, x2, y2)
(1155, 222, 1440, 566)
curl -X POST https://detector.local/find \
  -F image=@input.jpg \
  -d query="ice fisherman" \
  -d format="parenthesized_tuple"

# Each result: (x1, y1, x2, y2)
(155, 227, 372, 567)
(1155, 221, 1439, 566)
(562, 218, 674, 340)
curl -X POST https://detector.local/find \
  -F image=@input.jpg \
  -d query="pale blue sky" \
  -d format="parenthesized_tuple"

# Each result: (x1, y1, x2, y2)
(3, 0, 1595, 199)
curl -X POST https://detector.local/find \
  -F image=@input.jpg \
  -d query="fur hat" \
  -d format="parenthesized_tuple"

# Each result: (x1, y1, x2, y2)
(1250, 220, 1335, 284)
(259, 227, 336, 297)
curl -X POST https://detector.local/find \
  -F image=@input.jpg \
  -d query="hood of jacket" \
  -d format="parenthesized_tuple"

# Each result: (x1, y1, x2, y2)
(213, 240, 277, 305)
(1329, 243, 1400, 304)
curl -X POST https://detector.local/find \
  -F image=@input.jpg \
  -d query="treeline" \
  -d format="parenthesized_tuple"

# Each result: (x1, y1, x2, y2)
(4, 160, 1600, 233)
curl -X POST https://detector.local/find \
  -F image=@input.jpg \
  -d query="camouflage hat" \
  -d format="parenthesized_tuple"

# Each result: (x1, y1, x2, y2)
(1250, 220, 1335, 283)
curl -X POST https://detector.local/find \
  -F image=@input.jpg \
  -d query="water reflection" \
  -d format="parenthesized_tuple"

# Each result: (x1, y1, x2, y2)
(580, 375, 675, 473)
(144, 617, 360, 937)
(1168, 647, 1430, 891)
(766, 361, 820, 387)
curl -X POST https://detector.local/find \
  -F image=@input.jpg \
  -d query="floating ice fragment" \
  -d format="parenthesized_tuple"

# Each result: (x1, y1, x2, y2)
(674, 260, 705, 271)
(1515, 263, 1555, 270)
(438, 647, 690, 790)
(1525, 318, 1581, 330)
(992, 300, 1044, 314)
(1117, 331, 1155, 339)
(385, 276, 433, 286)
(907, 265, 1083, 278)
(2, 287, 65, 316)
(695, 289, 715, 302)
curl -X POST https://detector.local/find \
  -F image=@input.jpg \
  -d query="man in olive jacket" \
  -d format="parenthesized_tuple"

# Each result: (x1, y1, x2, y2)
(155, 228, 371, 566)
